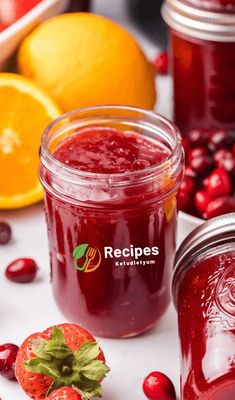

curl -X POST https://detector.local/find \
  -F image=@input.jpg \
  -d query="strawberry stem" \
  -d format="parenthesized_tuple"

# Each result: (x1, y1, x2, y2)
(24, 327, 109, 398)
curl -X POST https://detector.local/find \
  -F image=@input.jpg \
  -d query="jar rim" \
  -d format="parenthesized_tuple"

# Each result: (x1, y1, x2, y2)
(40, 105, 183, 187)
(162, 0, 235, 41)
(172, 213, 235, 307)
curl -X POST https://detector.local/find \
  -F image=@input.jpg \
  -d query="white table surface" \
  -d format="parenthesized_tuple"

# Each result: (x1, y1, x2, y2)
(0, 1, 182, 399)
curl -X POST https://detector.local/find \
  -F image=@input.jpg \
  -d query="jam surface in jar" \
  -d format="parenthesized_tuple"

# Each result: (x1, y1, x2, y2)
(177, 250, 235, 399)
(53, 127, 169, 173)
(43, 123, 181, 338)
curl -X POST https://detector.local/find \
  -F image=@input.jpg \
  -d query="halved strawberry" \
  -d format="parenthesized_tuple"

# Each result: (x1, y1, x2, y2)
(15, 323, 109, 400)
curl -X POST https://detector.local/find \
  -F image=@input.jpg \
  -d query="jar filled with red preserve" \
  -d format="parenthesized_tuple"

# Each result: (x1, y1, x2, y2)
(39, 105, 184, 338)
(162, 0, 235, 136)
(173, 213, 235, 400)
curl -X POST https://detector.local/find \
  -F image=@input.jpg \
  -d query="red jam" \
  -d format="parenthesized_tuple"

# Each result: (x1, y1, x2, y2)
(178, 252, 235, 399)
(40, 108, 183, 338)
(53, 128, 168, 173)
(171, 32, 235, 135)
(183, 0, 235, 12)
(173, 215, 235, 399)
(0, 0, 41, 30)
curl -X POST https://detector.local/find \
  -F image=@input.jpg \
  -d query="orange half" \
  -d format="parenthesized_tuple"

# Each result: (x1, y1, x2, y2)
(0, 73, 61, 209)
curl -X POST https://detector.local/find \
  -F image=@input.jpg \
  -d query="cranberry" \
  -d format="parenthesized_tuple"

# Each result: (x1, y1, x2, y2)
(218, 155, 235, 175)
(188, 147, 208, 162)
(233, 143, 235, 155)
(152, 52, 168, 75)
(0, 221, 12, 245)
(185, 166, 197, 179)
(204, 196, 235, 219)
(143, 371, 176, 400)
(188, 128, 212, 147)
(180, 177, 196, 195)
(177, 190, 194, 214)
(195, 190, 211, 215)
(206, 168, 231, 198)
(190, 155, 214, 176)
(209, 129, 235, 151)
(0, 343, 19, 380)
(5, 258, 38, 283)
(214, 148, 231, 164)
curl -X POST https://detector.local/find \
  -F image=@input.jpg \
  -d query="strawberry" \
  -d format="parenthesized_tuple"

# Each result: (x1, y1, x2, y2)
(47, 386, 82, 400)
(15, 323, 109, 400)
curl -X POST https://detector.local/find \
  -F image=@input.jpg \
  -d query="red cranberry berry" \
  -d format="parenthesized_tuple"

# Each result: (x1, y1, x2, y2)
(204, 196, 235, 219)
(5, 258, 38, 283)
(190, 155, 214, 176)
(209, 129, 235, 151)
(188, 147, 208, 162)
(180, 177, 196, 195)
(188, 128, 212, 147)
(177, 190, 194, 214)
(195, 190, 211, 215)
(218, 156, 235, 175)
(214, 148, 231, 164)
(143, 371, 176, 400)
(0, 343, 19, 380)
(206, 168, 231, 198)
(185, 166, 197, 179)
(152, 52, 168, 75)
(0, 221, 12, 245)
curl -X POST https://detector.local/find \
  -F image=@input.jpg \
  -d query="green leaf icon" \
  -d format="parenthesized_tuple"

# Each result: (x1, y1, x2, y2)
(73, 244, 89, 271)
(73, 244, 89, 259)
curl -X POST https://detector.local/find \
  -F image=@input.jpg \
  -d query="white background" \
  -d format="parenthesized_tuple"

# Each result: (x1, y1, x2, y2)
(0, 1, 180, 399)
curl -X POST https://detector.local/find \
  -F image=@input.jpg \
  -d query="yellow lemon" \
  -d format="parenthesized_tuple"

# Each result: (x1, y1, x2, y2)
(18, 13, 156, 112)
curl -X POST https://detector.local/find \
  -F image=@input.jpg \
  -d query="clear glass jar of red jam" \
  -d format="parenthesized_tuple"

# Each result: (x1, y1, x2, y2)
(173, 213, 235, 399)
(162, 0, 235, 136)
(39, 105, 184, 338)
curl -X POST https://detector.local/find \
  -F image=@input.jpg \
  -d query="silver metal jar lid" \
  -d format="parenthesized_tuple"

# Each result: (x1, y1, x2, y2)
(172, 213, 235, 307)
(162, 0, 235, 41)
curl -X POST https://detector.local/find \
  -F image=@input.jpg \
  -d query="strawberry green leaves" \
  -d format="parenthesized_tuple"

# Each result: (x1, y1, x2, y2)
(24, 327, 109, 399)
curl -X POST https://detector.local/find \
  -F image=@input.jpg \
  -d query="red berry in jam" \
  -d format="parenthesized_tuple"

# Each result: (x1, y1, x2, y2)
(143, 371, 176, 400)
(152, 52, 168, 75)
(188, 147, 208, 162)
(206, 168, 231, 198)
(190, 155, 214, 176)
(204, 196, 235, 219)
(0, 343, 19, 380)
(209, 129, 235, 151)
(0, 221, 12, 245)
(188, 128, 212, 147)
(5, 258, 38, 283)
(195, 190, 211, 215)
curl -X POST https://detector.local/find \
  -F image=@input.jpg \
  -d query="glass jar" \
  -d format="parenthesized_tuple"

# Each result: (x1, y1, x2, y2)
(39, 105, 184, 338)
(162, 0, 235, 136)
(173, 213, 235, 399)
